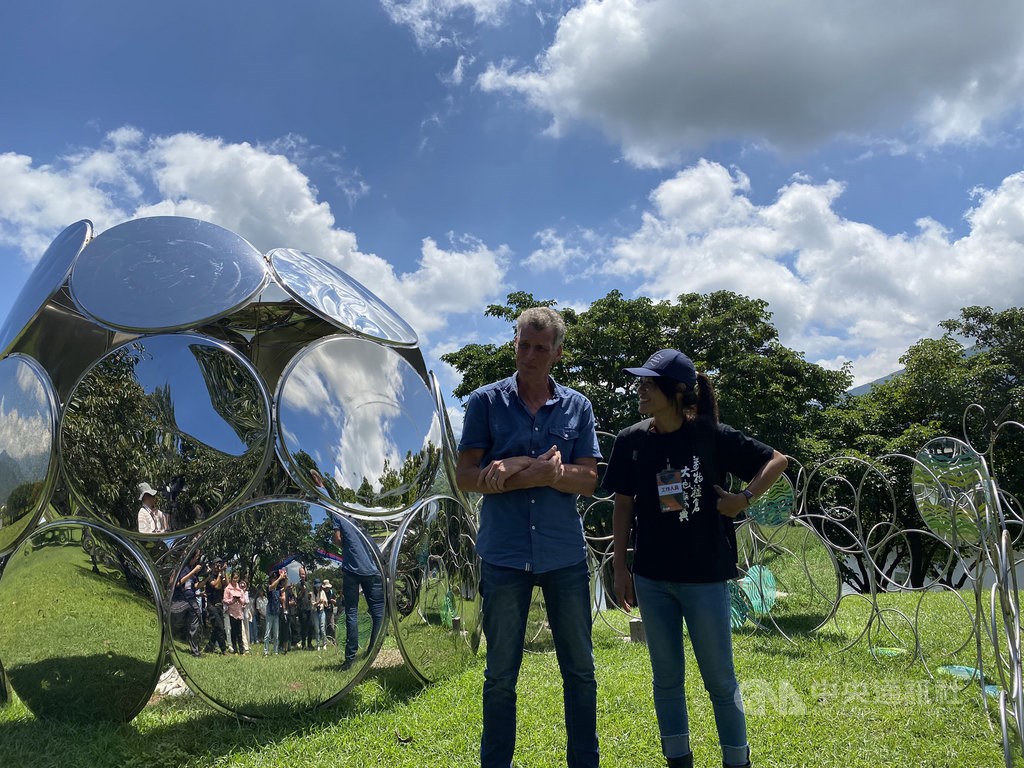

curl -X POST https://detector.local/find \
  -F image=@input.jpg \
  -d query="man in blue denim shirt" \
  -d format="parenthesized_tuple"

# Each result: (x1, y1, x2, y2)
(457, 307, 601, 768)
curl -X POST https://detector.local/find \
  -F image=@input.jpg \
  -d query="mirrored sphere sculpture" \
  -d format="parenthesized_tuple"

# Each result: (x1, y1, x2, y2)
(60, 332, 273, 536)
(388, 495, 481, 683)
(268, 247, 418, 346)
(0, 215, 473, 723)
(0, 520, 164, 721)
(275, 335, 441, 518)
(0, 220, 92, 356)
(169, 498, 388, 719)
(0, 354, 59, 557)
(69, 216, 268, 333)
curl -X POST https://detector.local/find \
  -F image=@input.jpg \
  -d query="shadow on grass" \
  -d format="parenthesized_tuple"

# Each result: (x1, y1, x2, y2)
(7, 653, 158, 722)
(0, 661, 433, 768)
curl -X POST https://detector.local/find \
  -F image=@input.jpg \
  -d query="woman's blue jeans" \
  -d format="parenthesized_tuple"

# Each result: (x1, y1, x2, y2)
(633, 575, 749, 767)
(480, 559, 599, 768)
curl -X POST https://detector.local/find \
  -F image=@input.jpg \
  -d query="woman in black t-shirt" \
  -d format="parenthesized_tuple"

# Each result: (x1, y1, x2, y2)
(606, 349, 787, 768)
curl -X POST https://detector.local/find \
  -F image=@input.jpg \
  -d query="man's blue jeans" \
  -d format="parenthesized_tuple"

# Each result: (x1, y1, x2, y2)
(480, 559, 599, 768)
(343, 571, 385, 661)
(633, 575, 749, 767)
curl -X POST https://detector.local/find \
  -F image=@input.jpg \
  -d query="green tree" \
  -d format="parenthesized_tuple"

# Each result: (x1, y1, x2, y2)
(813, 306, 1024, 588)
(443, 290, 851, 458)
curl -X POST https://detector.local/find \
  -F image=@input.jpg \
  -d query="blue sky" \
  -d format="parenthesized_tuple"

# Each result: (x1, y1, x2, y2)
(3, 0, 1024, 434)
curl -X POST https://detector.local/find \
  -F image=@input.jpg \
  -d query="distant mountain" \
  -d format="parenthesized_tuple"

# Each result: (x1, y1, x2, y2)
(847, 344, 984, 397)
(849, 370, 903, 397)
(0, 450, 28, 501)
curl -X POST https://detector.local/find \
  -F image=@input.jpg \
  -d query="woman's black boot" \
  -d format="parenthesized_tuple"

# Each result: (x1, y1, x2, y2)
(666, 755, 693, 768)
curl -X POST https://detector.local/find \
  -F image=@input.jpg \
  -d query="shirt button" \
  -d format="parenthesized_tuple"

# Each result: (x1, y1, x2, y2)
(531, 525, 536, 530)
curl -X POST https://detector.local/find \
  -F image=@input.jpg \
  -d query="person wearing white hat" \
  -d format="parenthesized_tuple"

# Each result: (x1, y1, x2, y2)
(136, 481, 167, 534)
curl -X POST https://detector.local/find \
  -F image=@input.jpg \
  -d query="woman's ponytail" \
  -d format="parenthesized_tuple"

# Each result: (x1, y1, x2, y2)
(695, 372, 719, 426)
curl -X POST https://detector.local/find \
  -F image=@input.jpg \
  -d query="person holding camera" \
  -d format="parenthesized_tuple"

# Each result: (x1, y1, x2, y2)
(203, 558, 229, 655)
(223, 570, 249, 655)
(172, 552, 204, 657)
(264, 568, 287, 655)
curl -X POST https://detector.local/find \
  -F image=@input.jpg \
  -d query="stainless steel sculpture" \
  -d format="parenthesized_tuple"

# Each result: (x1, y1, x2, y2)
(0, 519, 165, 721)
(3, 215, 1019, 764)
(0, 216, 480, 722)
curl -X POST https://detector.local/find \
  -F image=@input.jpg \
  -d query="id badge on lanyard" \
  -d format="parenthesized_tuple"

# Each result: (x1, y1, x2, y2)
(657, 460, 685, 513)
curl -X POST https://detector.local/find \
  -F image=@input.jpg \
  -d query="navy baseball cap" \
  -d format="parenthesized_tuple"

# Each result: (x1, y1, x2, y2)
(623, 349, 697, 387)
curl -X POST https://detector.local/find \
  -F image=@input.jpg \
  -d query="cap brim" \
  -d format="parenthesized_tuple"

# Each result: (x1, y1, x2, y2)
(623, 366, 661, 377)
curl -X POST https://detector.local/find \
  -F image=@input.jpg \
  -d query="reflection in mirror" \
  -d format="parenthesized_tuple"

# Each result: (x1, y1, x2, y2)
(170, 498, 389, 719)
(276, 336, 441, 518)
(746, 473, 795, 526)
(913, 437, 990, 546)
(0, 355, 59, 557)
(249, 314, 339, 395)
(69, 216, 268, 333)
(0, 520, 163, 721)
(0, 219, 92, 356)
(429, 371, 461, 498)
(0, 657, 8, 707)
(268, 248, 418, 347)
(388, 495, 481, 683)
(9, 291, 120, 404)
(60, 333, 273, 536)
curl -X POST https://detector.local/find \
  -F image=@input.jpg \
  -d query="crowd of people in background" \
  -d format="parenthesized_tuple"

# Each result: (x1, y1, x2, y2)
(172, 557, 355, 660)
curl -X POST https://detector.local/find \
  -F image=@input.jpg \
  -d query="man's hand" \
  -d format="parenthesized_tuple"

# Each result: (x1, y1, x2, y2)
(532, 445, 564, 486)
(478, 456, 529, 491)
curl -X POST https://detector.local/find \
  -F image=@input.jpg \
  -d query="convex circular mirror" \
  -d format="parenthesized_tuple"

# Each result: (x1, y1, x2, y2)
(0, 354, 59, 557)
(913, 436, 991, 547)
(0, 219, 92, 356)
(168, 498, 388, 719)
(60, 332, 273, 535)
(69, 216, 267, 333)
(275, 335, 441, 518)
(0, 519, 164, 721)
(389, 495, 481, 683)
(268, 248, 418, 347)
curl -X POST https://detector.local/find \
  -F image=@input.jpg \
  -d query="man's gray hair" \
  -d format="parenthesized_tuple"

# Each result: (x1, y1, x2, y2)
(515, 307, 566, 348)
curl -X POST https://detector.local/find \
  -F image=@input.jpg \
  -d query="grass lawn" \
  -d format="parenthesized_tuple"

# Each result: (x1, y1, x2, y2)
(1, 585, 1021, 768)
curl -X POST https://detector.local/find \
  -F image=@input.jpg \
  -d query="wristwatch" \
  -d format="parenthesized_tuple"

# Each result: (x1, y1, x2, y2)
(741, 489, 753, 506)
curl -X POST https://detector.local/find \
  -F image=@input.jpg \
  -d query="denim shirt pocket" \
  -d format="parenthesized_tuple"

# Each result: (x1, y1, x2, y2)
(547, 421, 580, 457)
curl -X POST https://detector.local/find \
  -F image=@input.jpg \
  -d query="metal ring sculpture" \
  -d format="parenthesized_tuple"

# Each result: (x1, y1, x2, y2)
(0, 217, 481, 721)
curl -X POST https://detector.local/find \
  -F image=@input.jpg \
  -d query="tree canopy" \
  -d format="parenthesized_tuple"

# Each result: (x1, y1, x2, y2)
(442, 289, 852, 458)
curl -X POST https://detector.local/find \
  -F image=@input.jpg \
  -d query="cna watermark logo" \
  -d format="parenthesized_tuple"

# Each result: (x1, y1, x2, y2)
(741, 677, 961, 717)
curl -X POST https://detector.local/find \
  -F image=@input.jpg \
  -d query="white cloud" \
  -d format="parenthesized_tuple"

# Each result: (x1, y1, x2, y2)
(443, 54, 476, 86)
(606, 159, 1024, 384)
(0, 152, 130, 262)
(380, 0, 520, 47)
(525, 226, 602, 271)
(478, 0, 1024, 166)
(0, 129, 509, 346)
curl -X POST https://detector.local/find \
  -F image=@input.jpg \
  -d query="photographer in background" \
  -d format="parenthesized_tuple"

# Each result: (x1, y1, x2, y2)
(202, 558, 229, 655)
(172, 551, 204, 657)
